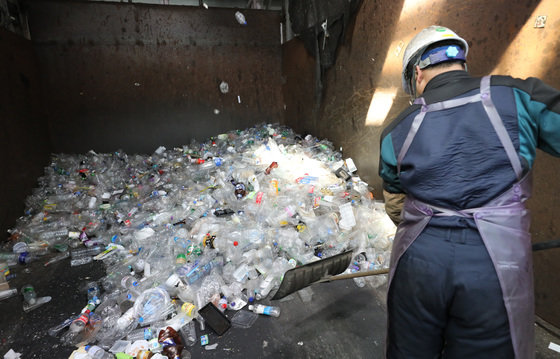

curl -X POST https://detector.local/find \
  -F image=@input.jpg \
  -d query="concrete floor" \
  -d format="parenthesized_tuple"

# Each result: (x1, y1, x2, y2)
(0, 255, 559, 358)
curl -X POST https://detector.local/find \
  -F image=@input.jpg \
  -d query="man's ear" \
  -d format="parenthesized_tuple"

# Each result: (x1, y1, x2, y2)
(415, 65, 424, 88)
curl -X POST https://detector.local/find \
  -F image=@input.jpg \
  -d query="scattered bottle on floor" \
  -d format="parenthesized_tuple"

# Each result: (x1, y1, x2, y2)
(16, 252, 38, 265)
(21, 284, 37, 306)
(70, 245, 104, 259)
(44, 252, 70, 267)
(70, 256, 93, 266)
(0, 288, 17, 301)
(48, 316, 75, 337)
(248, 304, 281, 317)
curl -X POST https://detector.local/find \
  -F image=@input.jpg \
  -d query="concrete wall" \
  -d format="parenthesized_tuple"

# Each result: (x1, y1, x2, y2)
(24, 0, 284, 154)
(0, 28, 51, 238)
(283, 0, 560, 327)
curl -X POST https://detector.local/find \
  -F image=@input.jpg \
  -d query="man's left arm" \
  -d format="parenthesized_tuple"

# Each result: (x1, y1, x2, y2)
(379, 133, 405, 225)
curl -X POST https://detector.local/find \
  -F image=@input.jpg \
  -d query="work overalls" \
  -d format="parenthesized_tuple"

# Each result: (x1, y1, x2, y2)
(387, 76, 534, 358)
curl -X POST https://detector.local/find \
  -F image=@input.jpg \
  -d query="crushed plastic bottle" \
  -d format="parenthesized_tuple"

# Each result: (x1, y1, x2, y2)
(0, 288, 17, 301)
(70, 256, 93, 266)
(179, 320, 197, 347)
(86, 344, 114, 359)
(134, 287, 172, 325)
(48, 316, 76, 337)
(44, 251, 70, 267)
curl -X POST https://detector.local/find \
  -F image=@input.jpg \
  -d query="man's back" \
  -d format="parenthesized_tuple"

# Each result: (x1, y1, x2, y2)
(380, 70, 560, 214)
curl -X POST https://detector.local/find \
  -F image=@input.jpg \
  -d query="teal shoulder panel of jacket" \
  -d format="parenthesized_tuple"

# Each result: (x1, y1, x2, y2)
(492, 75, 560, 165)
(513, 88, 560, 164)
(379, 135, 402, 193)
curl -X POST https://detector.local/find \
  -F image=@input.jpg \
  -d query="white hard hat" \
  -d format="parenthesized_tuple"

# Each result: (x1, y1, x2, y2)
(401, 25, 469, 94)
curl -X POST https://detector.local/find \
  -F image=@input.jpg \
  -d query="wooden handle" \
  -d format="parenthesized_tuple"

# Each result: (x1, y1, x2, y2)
(319, 267, 390, 283)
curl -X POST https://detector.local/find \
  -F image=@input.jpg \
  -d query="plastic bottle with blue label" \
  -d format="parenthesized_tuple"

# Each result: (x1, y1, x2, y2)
(248, 304, 281, 317)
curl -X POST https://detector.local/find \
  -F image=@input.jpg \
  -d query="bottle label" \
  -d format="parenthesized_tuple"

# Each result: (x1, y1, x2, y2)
(202, 234, 215, 248)
(148, 338, 161, 350)
(76, 312, 89, 325)
(181, 302, 196, 317)
(262, 306, 273, 316)
(176, 253, 187, 264)
(0, 263, 10, 277)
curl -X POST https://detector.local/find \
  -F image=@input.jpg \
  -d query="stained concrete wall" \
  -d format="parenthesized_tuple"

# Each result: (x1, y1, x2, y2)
(24, 0, 284, 155)
(283, 0, 560, 327)
(0, 28, 51, 238)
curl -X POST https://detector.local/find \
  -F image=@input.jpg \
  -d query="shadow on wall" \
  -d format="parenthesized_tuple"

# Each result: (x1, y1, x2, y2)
(0, 28, 51, 239)
(365, 0, 543, 129)
(306, 0, 542, 194)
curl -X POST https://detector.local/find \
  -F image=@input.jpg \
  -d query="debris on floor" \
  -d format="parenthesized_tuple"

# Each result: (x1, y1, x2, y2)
(549, 341, 560, 353)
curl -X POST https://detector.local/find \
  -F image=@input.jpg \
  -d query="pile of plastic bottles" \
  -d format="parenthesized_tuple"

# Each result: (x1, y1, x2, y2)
(2, 123, 396, 358)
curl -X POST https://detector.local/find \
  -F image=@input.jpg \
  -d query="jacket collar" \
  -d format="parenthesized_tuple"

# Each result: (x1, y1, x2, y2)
(420, 70, 477, 104)
(424, 70, 471, 93)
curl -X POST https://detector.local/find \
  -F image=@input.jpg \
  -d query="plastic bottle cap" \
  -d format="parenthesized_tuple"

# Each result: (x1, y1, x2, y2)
(233, 241, 239, 246)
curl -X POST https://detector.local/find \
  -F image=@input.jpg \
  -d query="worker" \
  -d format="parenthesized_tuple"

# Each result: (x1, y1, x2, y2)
(379, 25, 560, 358)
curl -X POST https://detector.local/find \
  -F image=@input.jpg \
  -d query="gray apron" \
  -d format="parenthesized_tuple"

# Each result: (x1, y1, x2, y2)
(389, 76, 534, 359)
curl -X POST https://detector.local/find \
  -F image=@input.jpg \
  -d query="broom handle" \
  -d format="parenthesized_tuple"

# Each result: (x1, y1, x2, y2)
(318, 240, 560, 284)
(319, 267, 390, 283)
(532, 239, 560, 251)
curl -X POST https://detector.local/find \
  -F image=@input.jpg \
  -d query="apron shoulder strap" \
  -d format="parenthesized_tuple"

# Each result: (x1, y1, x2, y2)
(480, 76, 523, 179)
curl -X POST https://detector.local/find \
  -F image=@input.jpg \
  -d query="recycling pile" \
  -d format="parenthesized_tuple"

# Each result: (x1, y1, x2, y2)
(4, 123, 396, 358)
